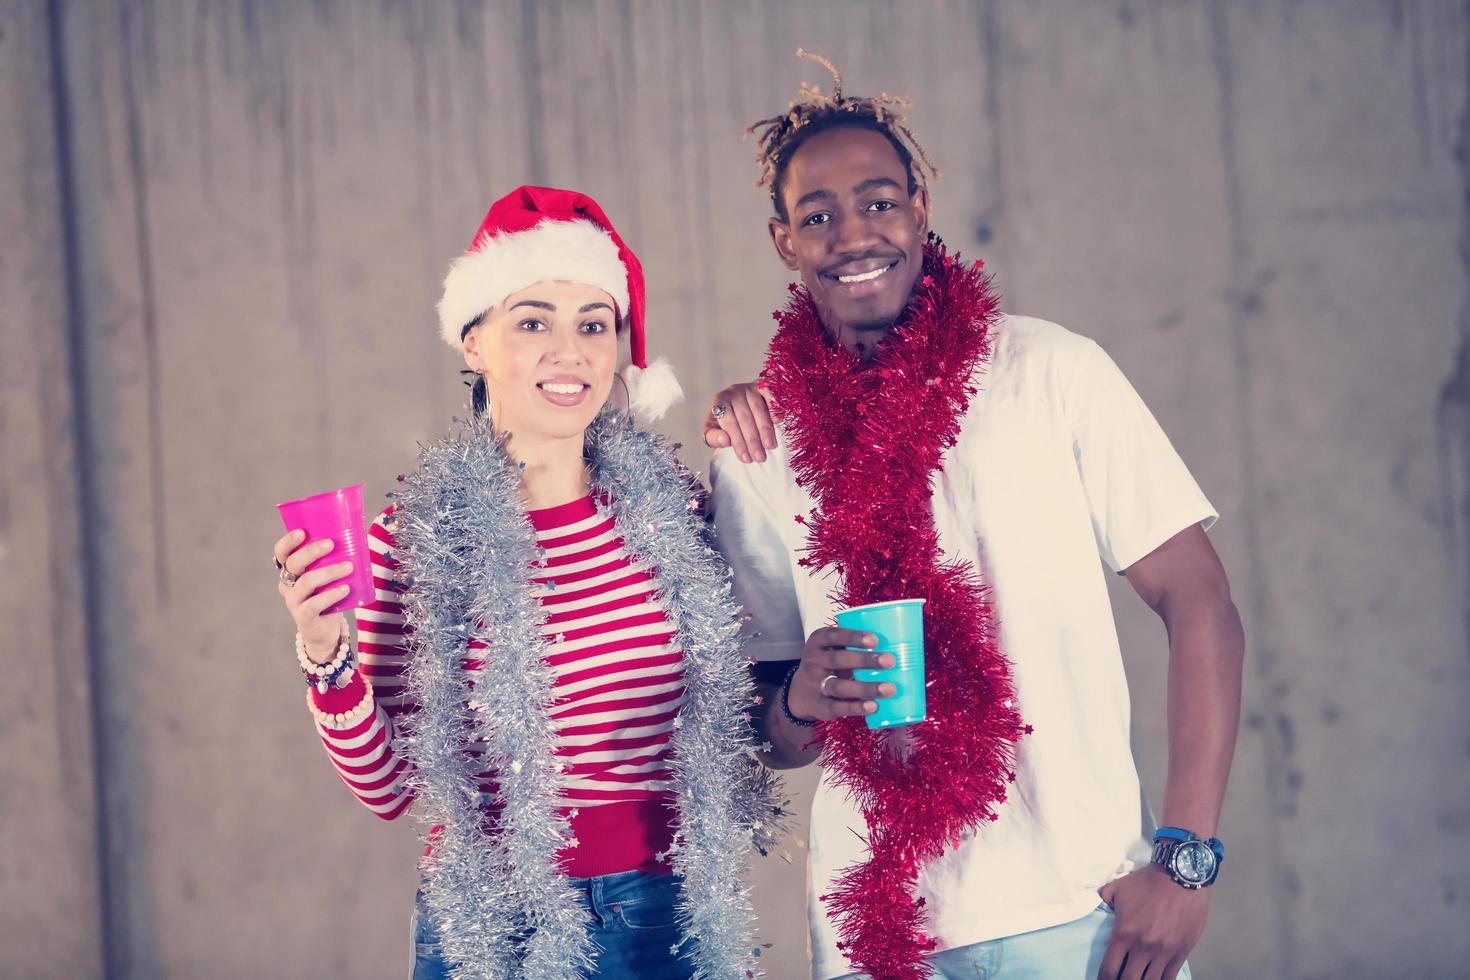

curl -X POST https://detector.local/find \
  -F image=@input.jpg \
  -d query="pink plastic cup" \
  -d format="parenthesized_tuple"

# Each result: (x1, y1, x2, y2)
(276, 484, 375, 616)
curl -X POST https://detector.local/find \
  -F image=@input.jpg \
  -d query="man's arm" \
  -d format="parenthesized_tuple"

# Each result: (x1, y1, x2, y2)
(1126, 523, 1244, 837)
(707, 441, 891, 770)
(749, 634, 894, 770)
(751, 661, 819, 769)
(1097, 523, 1244, 980)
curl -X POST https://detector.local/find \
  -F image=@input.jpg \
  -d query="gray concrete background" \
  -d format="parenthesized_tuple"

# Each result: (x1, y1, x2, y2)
(2, 1, 1467, 977)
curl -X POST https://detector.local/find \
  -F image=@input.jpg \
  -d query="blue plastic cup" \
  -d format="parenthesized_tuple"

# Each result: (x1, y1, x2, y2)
(834, 599, 927, 729)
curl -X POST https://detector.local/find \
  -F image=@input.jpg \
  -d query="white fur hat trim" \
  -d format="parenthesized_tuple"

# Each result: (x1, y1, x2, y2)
(437, 219, 630, 348)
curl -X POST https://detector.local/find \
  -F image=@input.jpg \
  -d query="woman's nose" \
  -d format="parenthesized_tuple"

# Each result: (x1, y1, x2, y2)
(547, 330, 586, 364)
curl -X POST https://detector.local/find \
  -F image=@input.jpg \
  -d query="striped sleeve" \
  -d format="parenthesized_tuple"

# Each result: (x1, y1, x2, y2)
(306, 507, 415, 821)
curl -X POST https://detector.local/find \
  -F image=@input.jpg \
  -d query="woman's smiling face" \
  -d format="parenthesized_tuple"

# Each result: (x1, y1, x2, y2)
(462, 280, 620, 444)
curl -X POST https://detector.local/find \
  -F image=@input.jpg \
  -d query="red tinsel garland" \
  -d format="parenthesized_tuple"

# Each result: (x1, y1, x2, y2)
(760, 237, 1028, 979)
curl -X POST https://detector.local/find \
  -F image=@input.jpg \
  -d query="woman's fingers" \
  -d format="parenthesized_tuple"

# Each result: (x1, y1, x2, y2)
(742, 385, 779, 451)
(703, 383, 777, 459)
(273, 529, 304, 567)
(284, 537, 335, 577)
(703, 418, 731, 449)
(725, 393, 767, 462)
(300, 585, 352, 618)
(287, 561, 354, 605)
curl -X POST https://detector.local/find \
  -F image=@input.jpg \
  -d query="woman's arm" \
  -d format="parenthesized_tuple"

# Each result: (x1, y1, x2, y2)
(278, 510, 417, 820)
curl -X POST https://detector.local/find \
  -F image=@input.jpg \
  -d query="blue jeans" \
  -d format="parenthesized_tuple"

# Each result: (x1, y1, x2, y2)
(411, 869, 694, 979)
(838, 906, 1193, 979)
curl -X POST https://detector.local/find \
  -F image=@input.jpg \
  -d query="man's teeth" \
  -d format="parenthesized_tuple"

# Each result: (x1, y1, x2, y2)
(836, 264, 891, 284)
(541, 383, 585, 395)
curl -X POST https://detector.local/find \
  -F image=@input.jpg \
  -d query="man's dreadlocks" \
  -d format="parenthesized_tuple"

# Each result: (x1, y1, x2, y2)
(747, 49, 939, 222)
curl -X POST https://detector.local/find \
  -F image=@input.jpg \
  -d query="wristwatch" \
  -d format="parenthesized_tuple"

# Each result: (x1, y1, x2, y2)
(1150, 826, 1224, 889)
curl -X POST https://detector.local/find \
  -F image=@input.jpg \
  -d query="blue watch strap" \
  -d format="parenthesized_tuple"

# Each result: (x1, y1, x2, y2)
(1153, 826, 1195, 843)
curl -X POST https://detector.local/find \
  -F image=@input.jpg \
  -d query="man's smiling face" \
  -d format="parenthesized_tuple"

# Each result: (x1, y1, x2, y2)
(769, 125, 929, 345)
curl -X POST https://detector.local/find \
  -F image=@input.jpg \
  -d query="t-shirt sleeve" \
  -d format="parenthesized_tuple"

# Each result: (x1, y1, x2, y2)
(1065, 339, 1219, 574)
(708, 449, 808, 662)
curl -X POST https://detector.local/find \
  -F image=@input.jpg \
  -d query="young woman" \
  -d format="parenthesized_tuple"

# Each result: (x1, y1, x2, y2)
(271, 187, 779, 980)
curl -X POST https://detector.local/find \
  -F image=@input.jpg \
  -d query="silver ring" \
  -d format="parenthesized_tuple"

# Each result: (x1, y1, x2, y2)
(279, 568, 300, 588)
(820, 673, 839, 698)
(711, 403, 728, 419)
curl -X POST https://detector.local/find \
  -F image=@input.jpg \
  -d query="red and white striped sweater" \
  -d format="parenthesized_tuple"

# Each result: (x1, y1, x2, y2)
(307, 494, 687, 877)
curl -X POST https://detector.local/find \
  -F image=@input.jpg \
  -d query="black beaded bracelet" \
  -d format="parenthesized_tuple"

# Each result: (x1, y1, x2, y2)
(780, 663, 819, 728)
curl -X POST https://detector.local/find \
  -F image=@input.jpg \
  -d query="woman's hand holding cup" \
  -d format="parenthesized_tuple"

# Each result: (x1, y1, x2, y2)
(273, 529, 352, 663)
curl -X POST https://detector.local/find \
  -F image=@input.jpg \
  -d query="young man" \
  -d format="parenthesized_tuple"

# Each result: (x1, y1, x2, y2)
(706, 56, 1244, 980)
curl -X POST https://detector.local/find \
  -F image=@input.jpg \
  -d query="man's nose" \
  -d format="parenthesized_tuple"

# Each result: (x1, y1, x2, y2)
(833, 208, 878, 255)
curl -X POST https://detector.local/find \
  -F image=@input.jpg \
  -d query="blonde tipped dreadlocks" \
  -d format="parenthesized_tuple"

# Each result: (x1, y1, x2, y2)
(747, 49, 939, 219)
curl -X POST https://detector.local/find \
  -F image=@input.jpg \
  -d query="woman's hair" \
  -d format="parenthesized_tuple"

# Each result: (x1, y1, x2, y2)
(747, 49, 938, 222)
(470, 373, 489, 415)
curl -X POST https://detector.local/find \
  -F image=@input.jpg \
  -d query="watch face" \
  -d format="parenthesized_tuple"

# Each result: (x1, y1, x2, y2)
(1173, 840, 1217, 883)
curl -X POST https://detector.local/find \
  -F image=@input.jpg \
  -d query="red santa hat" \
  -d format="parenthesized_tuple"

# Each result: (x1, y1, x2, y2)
(437, 185, 682, 420)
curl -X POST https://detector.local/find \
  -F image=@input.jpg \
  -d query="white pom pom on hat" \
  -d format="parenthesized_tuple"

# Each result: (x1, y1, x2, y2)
(437, 185, 682, 421)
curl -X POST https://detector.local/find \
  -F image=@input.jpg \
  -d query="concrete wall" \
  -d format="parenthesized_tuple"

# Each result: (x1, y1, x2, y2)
(2, 1, 1465, 977)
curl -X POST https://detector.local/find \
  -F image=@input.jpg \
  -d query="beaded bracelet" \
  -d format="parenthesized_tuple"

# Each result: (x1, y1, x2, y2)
(297, 619, 355, 694)
(780, 663, 819, 728)
(308, 674, 375, 730)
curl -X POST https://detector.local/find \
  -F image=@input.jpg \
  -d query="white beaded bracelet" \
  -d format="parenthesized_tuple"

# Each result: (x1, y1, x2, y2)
(308, 674, 375, 730)
(297, 619, 353, 693)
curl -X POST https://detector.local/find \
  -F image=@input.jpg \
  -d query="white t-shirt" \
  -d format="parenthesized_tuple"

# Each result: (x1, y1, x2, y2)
(710, 315, 1218, 979)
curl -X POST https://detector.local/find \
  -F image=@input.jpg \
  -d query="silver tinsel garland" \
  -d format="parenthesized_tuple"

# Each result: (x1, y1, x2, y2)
(388, 407, 785, 979)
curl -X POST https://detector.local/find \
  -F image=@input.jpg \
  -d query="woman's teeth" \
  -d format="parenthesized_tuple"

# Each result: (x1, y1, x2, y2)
(836, 263, 892, 284)
(540, 383, 585, 395)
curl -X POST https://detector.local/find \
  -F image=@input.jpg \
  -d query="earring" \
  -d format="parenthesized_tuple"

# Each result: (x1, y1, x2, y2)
(466, 370, 490, 415)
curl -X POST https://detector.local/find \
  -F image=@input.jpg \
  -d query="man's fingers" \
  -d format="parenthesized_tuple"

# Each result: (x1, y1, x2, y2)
(1120, 952, 1151, 980)
(824, 677, 894, 701)
(1159, 955, 1187, 980)
(824, 697, 878, 718)
(828, 648, 896, 672)
(812, 627, 877, 650)
(1097, 935, 1128, 980)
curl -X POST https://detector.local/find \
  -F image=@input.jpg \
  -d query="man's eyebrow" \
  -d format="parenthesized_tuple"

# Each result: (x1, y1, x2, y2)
(510, 299, 556, 311)
(793, 178, 902, 213)
(579, 302, 614, 313)
(793, 188, 836, 211)
(854, 177, 903, 195)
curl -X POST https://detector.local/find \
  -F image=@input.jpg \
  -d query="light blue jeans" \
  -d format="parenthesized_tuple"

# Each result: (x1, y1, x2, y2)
(411, 869, 695, 979)
(837, 906, 1193, 980)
